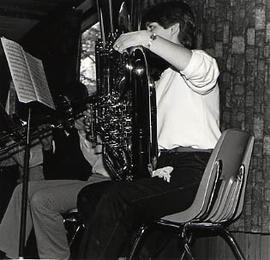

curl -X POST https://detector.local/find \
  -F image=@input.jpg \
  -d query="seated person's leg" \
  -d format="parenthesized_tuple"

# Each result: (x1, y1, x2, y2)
(0, 181, 56, 259)
(77, 178, 189, 259)
(28, 179, 95, 259)
(29, 175, 108, 259)
(77, 180, 112, 225)
(77, 152, 209, 260)
(0, 179, 90, 259)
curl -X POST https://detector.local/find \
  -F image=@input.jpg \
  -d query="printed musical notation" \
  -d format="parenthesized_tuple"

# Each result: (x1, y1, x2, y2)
(1, 37, 55, 110)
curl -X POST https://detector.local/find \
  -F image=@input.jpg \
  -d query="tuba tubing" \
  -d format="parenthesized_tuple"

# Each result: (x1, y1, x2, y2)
(90, 0, 158, 181)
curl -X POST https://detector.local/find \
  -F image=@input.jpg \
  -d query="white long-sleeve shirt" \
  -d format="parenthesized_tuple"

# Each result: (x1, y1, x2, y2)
(156, 50, 221, 150)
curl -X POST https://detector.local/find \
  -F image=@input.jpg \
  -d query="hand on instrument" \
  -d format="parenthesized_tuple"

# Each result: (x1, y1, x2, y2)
(113, 31, 151, 53)
(151, 166, 173, 183)
(75, 106, 92, 135)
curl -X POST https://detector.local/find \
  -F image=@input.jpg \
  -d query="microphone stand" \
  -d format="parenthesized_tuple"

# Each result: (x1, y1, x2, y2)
(18, 105, 32, 259)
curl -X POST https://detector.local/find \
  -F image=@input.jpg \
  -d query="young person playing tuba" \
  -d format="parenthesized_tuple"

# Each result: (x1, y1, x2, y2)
(77, 1, 221, 259)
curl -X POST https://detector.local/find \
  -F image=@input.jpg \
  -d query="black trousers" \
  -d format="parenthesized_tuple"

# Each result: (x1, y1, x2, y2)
(77, 151, 211, 260)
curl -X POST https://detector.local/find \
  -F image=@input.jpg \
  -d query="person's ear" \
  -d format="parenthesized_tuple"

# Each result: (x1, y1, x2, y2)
(169, 23, 180, 37)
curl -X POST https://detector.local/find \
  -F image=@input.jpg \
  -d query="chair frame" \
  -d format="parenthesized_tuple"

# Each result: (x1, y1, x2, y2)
(128, 129, 254, 260)
(63, 209, 85, 247)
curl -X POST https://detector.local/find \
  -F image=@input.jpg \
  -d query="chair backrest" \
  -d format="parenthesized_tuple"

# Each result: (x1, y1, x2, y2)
(162, 129, 254, 224)
(206, 132, 254, 223)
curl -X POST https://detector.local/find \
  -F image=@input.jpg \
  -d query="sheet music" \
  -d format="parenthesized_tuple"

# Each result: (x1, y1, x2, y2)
(1, 37, 37, 102)
(24, 52, 55, 109)
(1, 37, 55, 110)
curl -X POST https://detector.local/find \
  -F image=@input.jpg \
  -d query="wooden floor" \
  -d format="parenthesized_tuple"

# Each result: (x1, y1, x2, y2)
(192, 232, 270, 260)
(24, 230, 270, 259)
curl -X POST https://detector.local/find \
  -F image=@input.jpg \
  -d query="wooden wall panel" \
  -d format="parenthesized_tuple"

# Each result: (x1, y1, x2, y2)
(186, 0, 270, 233)
(193, 233, 270, 260)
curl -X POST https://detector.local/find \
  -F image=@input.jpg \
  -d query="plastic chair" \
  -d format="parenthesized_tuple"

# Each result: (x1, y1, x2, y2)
(128, 129, 254, 260)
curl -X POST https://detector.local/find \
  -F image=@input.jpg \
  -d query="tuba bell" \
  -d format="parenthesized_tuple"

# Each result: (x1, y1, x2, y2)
(91, 0, 157, 181)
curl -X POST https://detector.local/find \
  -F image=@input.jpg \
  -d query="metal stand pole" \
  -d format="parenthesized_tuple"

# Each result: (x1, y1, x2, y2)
(18, 106, 32, 259)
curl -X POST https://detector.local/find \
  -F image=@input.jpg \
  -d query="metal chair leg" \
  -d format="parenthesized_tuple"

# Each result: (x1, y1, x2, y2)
(221, 228, 245, 260)
(63, 211, 85, 247)
(127, 225, 148, 260)
(68, 223, 85, 247)
(179, 232, 187, 260)
(181, 225, 196, 260)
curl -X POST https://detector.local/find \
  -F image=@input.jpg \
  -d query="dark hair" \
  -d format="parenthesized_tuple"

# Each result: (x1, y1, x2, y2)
(142, 1, 196, 49)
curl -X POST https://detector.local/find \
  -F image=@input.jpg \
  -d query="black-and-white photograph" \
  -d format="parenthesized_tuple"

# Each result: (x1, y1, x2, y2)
(0, 0, 265, 259)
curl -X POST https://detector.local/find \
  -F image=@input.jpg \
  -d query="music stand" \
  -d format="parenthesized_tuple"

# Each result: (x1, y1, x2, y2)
(18, 105, 32, 259)
(1, 37, 55, 258)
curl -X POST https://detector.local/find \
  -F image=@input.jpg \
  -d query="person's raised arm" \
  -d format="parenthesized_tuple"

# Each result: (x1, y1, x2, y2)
(113, 26, 192, 71)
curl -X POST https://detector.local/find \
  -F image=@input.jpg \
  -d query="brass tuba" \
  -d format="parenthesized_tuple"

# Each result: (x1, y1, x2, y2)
(91, 0, 157, 181)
